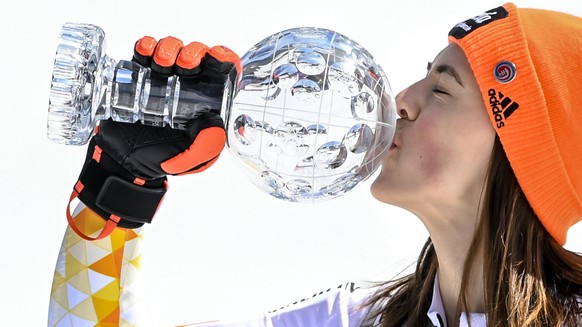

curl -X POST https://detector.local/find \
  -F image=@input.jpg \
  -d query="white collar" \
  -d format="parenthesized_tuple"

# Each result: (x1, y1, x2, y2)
(426, 275, 487, 327)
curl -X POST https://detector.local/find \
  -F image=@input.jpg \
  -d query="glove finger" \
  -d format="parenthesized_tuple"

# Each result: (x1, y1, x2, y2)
(160, 113, 226, 175)
(204, 45, 242, 75)
(175, 41, 210, 76)
(179, 155, 220, 175)
(152, 36, 184, 75)
(133, 36, 157, 67)
(160, 126, 226, 175)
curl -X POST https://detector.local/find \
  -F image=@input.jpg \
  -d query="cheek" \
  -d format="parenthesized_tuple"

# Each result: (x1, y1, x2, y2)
(418, 116, 495, 193)
(409, 120, 454, 181)
(371, 120, 452, 197)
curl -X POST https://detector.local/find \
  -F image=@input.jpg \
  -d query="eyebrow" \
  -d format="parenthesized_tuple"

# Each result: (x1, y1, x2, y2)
(427, 62, 464, 87)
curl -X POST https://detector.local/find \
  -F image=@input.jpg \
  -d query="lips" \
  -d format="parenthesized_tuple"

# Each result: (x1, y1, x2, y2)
(390, 137, 400, 149)
(390, 127, 402, 149)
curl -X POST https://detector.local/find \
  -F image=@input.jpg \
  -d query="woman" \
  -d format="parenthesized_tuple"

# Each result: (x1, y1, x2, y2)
(48, 3, 582, 326)
(367, 4, 582, 325)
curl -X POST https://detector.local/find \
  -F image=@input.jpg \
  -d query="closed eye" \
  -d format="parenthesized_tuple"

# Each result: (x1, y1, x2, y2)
(432, 88, 449, 95)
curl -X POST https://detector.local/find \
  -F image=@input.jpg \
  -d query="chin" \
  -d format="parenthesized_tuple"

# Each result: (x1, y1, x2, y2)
(370, 174, 408, 208)
(370, 176, 391, 204)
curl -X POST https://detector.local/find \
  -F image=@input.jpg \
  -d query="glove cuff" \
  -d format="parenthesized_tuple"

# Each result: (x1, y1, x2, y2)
(75, 138, 168, 230)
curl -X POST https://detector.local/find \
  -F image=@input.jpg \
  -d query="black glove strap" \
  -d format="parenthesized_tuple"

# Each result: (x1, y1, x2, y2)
(96, 176, 167, 224)
(75, 138, 168, 229)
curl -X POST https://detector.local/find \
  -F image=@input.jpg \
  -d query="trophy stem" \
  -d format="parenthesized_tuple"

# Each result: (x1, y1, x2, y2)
(48, 23, 226, 145)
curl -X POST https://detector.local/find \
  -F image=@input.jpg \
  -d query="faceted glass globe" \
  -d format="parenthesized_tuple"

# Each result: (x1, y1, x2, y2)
(222, 27, 396, 202)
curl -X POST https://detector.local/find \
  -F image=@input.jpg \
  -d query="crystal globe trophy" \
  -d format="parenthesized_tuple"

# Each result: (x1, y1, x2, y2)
(48, 23, 397, 202)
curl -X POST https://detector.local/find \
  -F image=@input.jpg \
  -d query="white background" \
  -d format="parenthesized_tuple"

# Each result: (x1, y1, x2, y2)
(1, 1, 581, 326)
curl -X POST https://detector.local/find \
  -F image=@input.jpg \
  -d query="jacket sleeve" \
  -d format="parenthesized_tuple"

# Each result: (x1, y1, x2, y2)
(48, 203, 144, 326)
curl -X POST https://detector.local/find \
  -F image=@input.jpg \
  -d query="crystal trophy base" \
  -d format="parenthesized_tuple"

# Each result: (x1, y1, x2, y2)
(48, 23, 222, 145)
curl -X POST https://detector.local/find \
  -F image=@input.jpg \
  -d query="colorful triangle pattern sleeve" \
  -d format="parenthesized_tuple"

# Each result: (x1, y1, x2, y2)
(48, 203, 144, 326)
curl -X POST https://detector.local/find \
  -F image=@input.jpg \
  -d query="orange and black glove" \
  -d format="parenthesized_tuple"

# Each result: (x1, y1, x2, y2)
(66, 36, 240, 240)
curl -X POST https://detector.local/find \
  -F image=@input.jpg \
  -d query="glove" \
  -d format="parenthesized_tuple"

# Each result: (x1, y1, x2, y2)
(66, 36, 240, 240)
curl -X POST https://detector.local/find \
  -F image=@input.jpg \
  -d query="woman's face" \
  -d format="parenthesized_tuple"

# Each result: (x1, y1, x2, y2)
(371, 43, 495, 218)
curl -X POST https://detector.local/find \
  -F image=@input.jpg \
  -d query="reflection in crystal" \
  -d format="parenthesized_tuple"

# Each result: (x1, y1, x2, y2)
(328, 62, 361, 96)
(293, 27, 332, 45)
(291, 47, 314, 63)
(233, 114, 256, 145)
(260, 170, 296, 201)
(351, 91, 375, 117)
(238, 153, 267, 170)
(286, 179, 312, 194)
(247, 42, 276, 62)
(272, 63, 299, 88)
(275, 121, 308, 136)
(268, 190, 296, 202)
(344, 123, 374, 153)
(246, 47, 292, 79)
(274, 122, 309, 157)
(306, 124, 327, 134)
(256, 121, 274, 134)
(240, 75, 277, 91)
(296, 155, 314, 169)
(261, 170, 285, 189)
(314, 141, 347, 169)
(262, 87, 281, 101)
(296, 51, 326, 75)
(291, 79, 321, 101)
(321, 172, 363, 196)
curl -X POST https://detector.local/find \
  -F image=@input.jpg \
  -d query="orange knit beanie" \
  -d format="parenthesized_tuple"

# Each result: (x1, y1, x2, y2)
(448, 3, 582, 245)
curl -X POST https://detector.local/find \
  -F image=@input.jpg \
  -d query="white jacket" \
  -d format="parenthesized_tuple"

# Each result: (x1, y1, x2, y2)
(181, 276, 487, 327)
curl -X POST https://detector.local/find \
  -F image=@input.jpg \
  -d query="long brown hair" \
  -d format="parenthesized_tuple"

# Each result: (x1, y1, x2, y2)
(364, 137, 582, 326)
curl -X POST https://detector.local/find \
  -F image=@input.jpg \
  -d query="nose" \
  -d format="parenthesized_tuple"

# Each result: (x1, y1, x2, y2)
(395, 86, 420, 121)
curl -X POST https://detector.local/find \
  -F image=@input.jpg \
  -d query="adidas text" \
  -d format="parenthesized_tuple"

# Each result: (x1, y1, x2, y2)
(488, 88, 519, 128)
